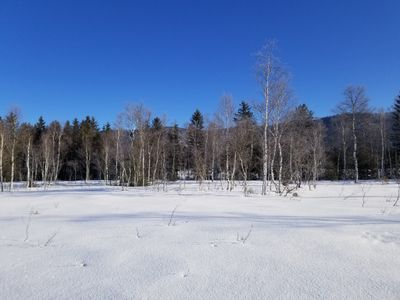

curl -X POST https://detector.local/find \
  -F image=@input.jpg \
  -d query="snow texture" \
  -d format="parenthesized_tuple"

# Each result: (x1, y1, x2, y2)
(0, 181, 399, 299)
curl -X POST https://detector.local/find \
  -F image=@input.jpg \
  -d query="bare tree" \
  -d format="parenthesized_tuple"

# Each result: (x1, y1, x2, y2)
(338, 86, 369, 183)
(378, 109, 386, 179)
(150, 117, 165, 184)
(41, 130, 52, 186)
(81, 116, 98, 183)
(235, 117, 256, 196)
(0, 118, 4, 192)
(48, 121, 63, 182)
(268, 71, 291, 194)
(217, 94, 235, 190)
(233, 104, 257, 196)
(19, 123, 34, 188)
(286, 104, 315, 188)
(100, 123, 113, 184)
(5, 109, 20, 191)
(114, 114, 124, 185)
(122, 103, 151, 186)
(256, 40, 283, 195)
(334, 113, 350, 180)
(310, 121, 325, 188)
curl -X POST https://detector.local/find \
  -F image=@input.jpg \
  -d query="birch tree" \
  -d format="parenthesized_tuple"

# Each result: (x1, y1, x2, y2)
(122, 103, 151, 186)
(48, 121, 63, 182)
(256, 40, 283, 195)
(101, 123, 113, 184)
(338, 86, 369, 183)
(19, 123, 34, 187)
(268, 71, 291, 193)
(234, 109, 256, 196)
(0, 118, 4, 192)
(378, 109, 386, 179)
(81, 116, 98, 182)
(5, 110, 20, 191)
(217, 94, 234, 190)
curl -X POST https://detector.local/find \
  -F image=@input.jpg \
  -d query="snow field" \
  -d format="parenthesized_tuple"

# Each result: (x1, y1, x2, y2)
(0, 181, 399, 299)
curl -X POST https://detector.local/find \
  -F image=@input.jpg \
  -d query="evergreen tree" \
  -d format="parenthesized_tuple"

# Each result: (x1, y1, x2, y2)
(187, 109, 205, 180)
(151, 117, 163, 131)
(102, 122, 111, 132)
(391, 93, 400, 153)
(292, 104, 314, 128)
(167, 124, 180, 180)
(190, 109, 204, 129)
(33, 116, 46, 145)
(234, 101, 254, 123)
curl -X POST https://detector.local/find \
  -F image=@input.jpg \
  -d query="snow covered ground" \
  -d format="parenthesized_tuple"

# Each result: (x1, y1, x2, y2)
(0, 181, 399, 299)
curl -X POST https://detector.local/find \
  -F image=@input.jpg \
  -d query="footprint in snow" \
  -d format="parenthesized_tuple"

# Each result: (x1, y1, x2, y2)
(210, 242, 218, 247)
(180, 270, 189, 278)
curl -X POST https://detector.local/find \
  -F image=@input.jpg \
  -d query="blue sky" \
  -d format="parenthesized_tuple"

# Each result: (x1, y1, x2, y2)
(0, 0, 399, 126)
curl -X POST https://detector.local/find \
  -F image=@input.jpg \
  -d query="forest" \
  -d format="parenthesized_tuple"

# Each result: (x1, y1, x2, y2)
(0, 44, 399, 195)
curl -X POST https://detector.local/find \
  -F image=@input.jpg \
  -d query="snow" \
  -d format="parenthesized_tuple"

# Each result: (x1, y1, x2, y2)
(0, 181, 399, 299)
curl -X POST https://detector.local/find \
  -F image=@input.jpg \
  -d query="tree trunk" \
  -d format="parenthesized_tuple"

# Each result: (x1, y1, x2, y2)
(0, 132, 3, 192)
(262, 87, 269, 195)
(104, 148, 109, 185)
(211, 136, 215, 182)
(10, 142, 15, 191)
(230, 151, 237, 191)
(141, 135, 145, 187)
(54, 133, 62, 182)
(289, 137, 293, 183)
(152, 134, 161, 183)
(313, 145, 317, 188)
(380, 114, 385, 179)
(115, 129, 121, 184)
(352, 113, 359, 183)
(270, 133, 278, 190)
(278, 139, 283, 194)
(342, 124, 347, 180)
(85, 143, 90, 182)
(26, 138, 31, 188)
(239, 155, 247, 196)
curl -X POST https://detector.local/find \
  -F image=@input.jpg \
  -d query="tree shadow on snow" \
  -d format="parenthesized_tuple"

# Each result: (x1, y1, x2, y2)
(62, 212, 400, 229)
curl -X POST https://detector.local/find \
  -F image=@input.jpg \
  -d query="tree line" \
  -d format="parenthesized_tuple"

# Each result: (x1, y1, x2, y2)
(0, 42, 398, 194)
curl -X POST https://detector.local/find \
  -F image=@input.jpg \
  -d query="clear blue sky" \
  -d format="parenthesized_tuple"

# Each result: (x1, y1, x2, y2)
(0, 0, 399, 126)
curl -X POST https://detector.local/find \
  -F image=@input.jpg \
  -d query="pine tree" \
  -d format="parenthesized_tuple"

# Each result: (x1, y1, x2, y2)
(151, 117, 163, 131)
(190, 109, 204, 129)
(102, 122, 111, 132)
(234, 101, 254, 123)
(391, 93, 400, 153)
(293, 104, 314, 128)
(33, 116, 46, 145)
(188, 109, 205, 180)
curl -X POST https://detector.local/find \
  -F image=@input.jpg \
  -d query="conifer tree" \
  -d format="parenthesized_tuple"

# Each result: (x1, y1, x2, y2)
(391, 93, 400, 154)
(234, 101, 254, 123)
(190, 109, 204, 129)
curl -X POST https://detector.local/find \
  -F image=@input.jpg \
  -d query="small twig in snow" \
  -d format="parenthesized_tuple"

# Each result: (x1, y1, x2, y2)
(236, 225, 253, 245)
(136, 227, 141, 239)
(361, 185, 366, 208)
(23, 211, 33, 242)
(168, 205, 179, 226)
(43, 229, 60, 247)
